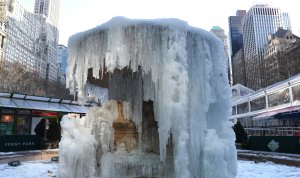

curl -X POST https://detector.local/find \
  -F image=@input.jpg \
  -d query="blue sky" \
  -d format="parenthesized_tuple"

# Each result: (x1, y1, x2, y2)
(22, 0, 300, 46)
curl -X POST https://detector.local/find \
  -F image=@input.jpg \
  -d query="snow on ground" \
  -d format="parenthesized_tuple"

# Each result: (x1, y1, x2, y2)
(0, 160, 299, 178)
(237, 160, 300, 178)
(0, 160, 58, 178)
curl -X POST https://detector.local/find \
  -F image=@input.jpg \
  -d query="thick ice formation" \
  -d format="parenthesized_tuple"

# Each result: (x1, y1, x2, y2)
(61, 17, 237, 178)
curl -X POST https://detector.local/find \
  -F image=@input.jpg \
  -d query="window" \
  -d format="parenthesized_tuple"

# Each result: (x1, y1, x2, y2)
(232, 106, 237, 115)
(292, 85, 300, 101)
(267, 88, 290, 107)
(237, 102, 249, 114)
(15, 116, 30, 135)
(250, 96, 266, 111)
(0, 114, 14, 135)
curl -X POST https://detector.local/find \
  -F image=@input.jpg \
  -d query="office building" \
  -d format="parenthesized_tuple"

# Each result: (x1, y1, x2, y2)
(264, 28, 300, 86)
(34, 0, 60, 27)
(57, 44, 67, 84)
(34, 0, 60, 82)
(228, 10, 246, 57)
(242, 4, 291, 90)
(36, 16, 59, 82)
(0, 0, 61, 83)
(1, 0, 40, 71)
(231, 48, 247, 86)
(228, 10, 246, 85)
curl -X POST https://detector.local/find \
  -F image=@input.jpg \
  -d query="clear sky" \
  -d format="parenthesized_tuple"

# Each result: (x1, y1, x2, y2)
(22, 0, 300, 46)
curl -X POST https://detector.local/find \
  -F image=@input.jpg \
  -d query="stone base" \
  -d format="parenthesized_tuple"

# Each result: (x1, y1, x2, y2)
(100, 153, 174, 178)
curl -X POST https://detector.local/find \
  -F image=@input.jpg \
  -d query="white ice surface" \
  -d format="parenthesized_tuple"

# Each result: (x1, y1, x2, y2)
(0, 160, 300, 178)
(65, 16, 237, 178)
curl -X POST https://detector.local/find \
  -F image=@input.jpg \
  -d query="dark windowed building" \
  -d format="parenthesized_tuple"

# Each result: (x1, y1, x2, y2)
(229, 10, 246, 57)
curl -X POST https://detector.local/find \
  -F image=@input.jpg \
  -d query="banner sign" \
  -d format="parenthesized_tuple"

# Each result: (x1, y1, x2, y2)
(0, 135, 41, 152)
(32, 110, 58, 117)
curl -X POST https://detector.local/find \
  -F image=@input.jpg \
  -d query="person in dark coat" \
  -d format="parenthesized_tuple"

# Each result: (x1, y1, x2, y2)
(34, 118, 46, 140)
(46, 119, 61, 148)
(46, 119, 61, 142)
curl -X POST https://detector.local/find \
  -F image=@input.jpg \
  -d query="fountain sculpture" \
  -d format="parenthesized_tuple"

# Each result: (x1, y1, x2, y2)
(59, 17, 237, 178)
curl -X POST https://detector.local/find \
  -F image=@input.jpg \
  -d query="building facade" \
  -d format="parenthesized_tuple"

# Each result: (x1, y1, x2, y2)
(0, 92, 89, 152)
(285, 41, 300, 78)
(0, 0, 7, 62)
(228, 10, 246, 86)
(231, 74, 300, 154)
(2, 0, 40, 72)
(0, 20, 5, 62)
(228, 10, 246, 57)
(36, 16, 59, 82)
(57, 44, 67, 84)
(0, 0, 61, 83)
(231, 75, 300, 136)
(34, 0, 60, 82)
(264, 29, 300, 86)
(242, 4, 291, 90)
(232, 48, 247, 86)
(34, 0, 60, 27)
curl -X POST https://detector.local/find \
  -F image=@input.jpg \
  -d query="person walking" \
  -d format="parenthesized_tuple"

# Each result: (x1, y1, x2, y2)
(46, 119, 61, 148)
(34, 118, 46, 148)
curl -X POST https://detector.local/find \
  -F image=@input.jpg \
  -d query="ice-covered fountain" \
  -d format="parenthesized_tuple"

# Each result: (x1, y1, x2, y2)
(59, 17, 237, 178)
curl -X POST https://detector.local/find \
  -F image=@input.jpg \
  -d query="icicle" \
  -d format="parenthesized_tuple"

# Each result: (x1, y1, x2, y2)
(62, 17, 237, 178)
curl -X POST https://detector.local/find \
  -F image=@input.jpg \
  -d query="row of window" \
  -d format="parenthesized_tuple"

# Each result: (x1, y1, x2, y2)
(253, 7, 280, 16)
(0, 108, 31, 136)
(237, 116, 300, 136)
(232, 84, 300, 115)
(6, 44, 36, 67)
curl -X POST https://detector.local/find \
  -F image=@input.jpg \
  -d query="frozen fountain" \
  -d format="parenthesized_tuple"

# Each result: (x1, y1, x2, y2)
(59, 17, 237, 178)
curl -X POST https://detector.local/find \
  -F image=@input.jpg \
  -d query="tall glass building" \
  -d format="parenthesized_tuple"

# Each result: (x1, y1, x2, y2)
(229, 10, 246, 86)
(229, 10, 246, 57)
(242, 4, 291, 90)
(57, 44, 67, 85)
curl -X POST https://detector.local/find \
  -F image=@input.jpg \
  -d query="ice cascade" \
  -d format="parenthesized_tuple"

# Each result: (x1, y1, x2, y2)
(60, 17, 237, 178)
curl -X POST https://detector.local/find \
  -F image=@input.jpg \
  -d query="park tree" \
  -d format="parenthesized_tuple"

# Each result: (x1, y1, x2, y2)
(0, 61, 72, 100)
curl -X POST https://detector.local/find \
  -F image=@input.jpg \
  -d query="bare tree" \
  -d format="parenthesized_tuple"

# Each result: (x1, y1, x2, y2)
(0, 61, 72, 99)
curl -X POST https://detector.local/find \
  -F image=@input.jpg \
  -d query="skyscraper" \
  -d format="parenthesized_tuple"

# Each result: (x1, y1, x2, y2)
(57, 44, 67, 84)
(228, 10, 246, 85)
(228, 10, 246, 57)
(242, 4, 291, 90)
(2, 0, 40, 71)
(34, 0, 61, 82)
(34, 0, 60, 27)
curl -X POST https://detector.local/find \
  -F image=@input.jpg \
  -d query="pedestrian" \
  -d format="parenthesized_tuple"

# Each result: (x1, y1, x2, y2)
(46, 119, 61, 148)
(34, 118, 46, 139)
